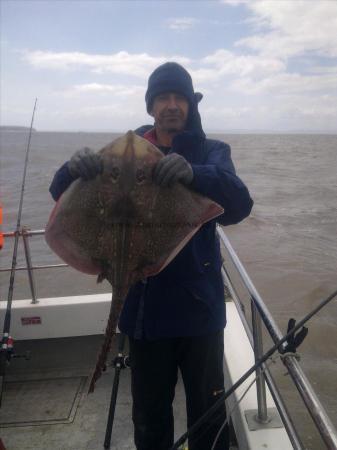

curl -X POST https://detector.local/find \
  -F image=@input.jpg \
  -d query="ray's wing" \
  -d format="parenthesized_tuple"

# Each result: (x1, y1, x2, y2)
(125, 182, 223, 282)
(45, 176, 108, 275)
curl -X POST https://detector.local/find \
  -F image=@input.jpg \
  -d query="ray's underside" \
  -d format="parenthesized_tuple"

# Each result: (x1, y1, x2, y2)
(45, 131, 223, 391)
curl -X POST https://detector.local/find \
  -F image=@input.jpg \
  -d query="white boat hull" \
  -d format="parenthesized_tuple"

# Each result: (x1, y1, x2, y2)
(0, 294, 112, 340)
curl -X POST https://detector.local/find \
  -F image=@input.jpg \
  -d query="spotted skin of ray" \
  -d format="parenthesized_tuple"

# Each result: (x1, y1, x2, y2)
(45, 130, 224, 392)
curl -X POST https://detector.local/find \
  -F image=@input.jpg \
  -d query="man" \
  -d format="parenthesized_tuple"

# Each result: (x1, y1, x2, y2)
(49, 62, 253, 450)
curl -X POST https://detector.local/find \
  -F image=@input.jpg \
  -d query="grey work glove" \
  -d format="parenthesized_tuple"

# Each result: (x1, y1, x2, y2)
(68, 147, 103, 180)
(153, 153, 194, 188)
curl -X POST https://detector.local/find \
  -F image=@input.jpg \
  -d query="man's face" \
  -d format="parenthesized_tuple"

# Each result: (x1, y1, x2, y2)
(150, 92, 189, 133)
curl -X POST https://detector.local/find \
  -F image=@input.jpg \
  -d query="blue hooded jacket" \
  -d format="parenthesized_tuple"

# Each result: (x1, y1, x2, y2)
(49, 125, 253, 339)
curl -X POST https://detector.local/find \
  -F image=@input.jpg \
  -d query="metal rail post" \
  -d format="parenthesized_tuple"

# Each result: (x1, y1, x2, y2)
(251, 299, 269, 423)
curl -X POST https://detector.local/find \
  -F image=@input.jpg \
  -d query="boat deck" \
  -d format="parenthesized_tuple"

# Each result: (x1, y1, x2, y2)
(0, 301, 296, 450)
(0, 335, 190, 450)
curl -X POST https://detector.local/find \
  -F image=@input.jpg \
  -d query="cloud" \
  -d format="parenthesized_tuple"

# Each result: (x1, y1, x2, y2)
(199, 49, 285, 78)
(204, 105, 252, 119)
(230, 72, 337, 95)
(267, 93, 337, 128)
(236, 1, 337, 59)
(309, 65, 337, 75)
(22, 50, 190, 76)
(63, 104, 134, 118)
(220, 0, 249, 5)
(71, 83, 144, 96)
(166, 17, 199, 31)
(59, 83, 146, 106)
(183, 49, 285, 86)
(202, 94, 337, 132)
(278, 92, 337, 109)
(22, 46, 286, 88)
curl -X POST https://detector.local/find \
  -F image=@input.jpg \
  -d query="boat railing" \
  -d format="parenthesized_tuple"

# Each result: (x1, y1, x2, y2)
(1, 226, 337, 449)
(216, 226, 337, 450)
(1, 228, 67, 304)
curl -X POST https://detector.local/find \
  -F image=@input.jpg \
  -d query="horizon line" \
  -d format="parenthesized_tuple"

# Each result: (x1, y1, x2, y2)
(1, 125, 337, 135)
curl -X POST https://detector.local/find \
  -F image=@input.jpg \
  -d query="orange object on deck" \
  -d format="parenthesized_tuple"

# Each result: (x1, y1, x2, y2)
(0, 203, 3, 249)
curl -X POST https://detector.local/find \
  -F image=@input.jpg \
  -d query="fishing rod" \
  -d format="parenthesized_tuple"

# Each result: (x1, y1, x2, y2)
(170, 287, 337, 450)
(0, 98, 38, 407)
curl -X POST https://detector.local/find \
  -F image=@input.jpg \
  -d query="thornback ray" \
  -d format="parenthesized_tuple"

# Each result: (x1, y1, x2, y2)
(45, 131, 224, 392)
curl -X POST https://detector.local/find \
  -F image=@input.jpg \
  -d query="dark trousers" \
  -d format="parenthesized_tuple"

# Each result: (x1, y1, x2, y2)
(129, 330, 229, 450)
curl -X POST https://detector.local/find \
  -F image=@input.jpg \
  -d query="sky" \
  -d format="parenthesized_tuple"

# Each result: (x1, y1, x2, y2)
(1, 0, 337, 132)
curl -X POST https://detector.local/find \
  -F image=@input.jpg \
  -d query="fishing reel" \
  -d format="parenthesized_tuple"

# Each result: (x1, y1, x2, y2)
(111, 354, 130, 369)
(0, 335, 31, 362)
(0, 336, 14, 363)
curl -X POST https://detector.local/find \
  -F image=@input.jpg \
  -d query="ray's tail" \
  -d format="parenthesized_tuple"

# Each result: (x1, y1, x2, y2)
(88, 289, 126, 393)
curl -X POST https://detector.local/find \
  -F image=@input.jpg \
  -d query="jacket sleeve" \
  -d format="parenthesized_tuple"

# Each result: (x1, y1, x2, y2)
(190, 141, 253, 226)
(49, 162, 77, 201)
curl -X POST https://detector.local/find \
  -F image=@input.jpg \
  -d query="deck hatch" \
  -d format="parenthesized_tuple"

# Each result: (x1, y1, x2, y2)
(0, 376, 86, 427)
